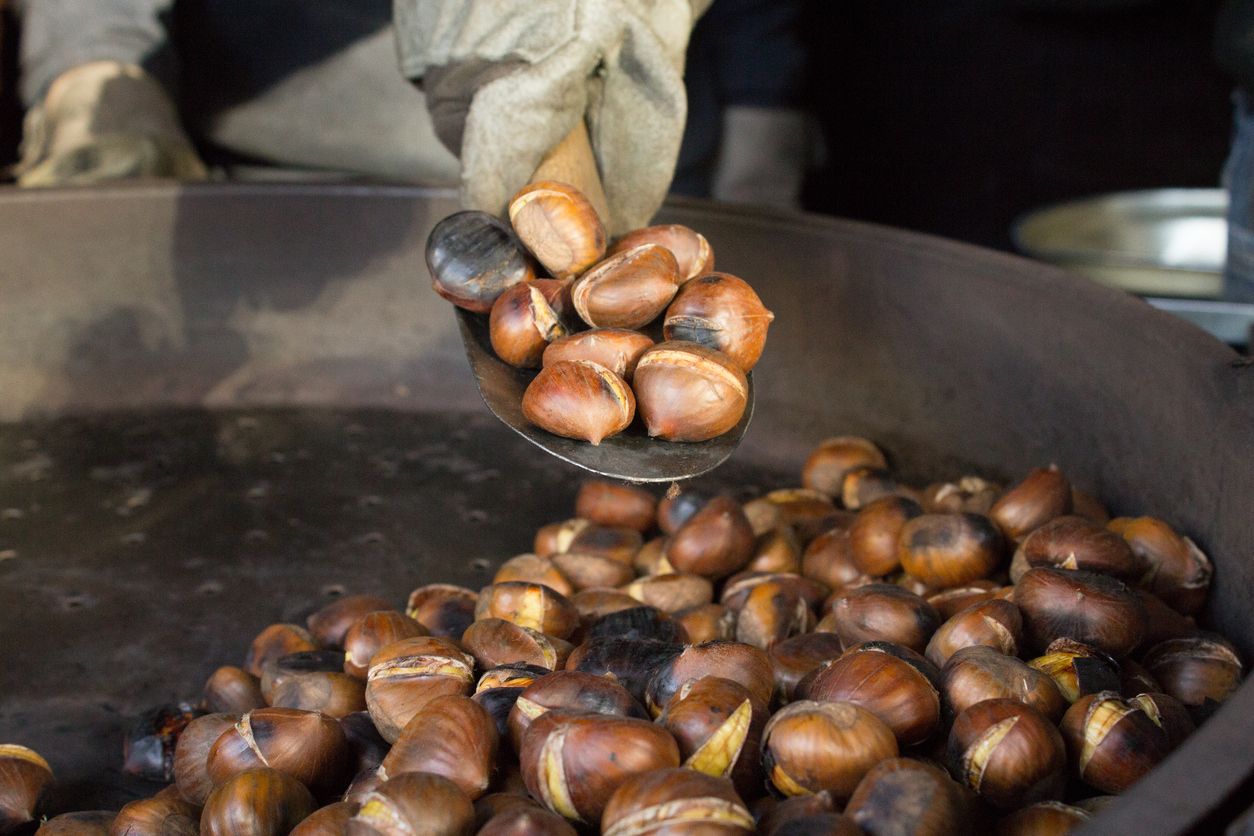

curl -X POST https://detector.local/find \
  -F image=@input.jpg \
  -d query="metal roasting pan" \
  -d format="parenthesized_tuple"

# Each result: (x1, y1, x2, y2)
(0, 184, 1252, 833)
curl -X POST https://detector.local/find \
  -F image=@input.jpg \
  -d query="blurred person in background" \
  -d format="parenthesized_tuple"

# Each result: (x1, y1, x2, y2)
(12, 0, 810, 234)
(1217, 0, 1254, 302)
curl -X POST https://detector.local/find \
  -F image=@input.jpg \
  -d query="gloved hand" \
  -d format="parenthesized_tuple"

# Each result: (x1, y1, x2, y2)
(394, 0, 712, 236)
(16, 61, 207, 188)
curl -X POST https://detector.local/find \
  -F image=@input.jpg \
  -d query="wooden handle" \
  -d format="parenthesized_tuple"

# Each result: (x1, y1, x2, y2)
(530, 121, 611, 226)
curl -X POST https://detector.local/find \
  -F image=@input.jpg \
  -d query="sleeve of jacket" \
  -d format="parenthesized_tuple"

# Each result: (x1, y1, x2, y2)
(394, 0, 714, 235)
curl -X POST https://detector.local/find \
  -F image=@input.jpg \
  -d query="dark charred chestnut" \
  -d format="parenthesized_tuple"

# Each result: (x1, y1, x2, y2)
(343, 611, 427, 679)
(567, 638, 683, 703)
(543, 329, 655, 382)
(121, 703, 198, 783)
(1059, 691, 1173, 794)
(601, 768, 754, 835)
(508, 181, 606, 280)
(404, 583, 478, 639)
(925, 598, 1023, 667)
(1026, 639, 1121, 703)
(801, 437, 888, 499)
(461, 618, 572, 671)
(798, 642, 941, 745)
(0, 745, 52, 835)
(1015, 567, 1147, 658)
(762, 700, 898, 801)
(200, 767, 318, 836)
(1019, 516, 1145, 581)
(898, 512, 1005, 589)
(489, 279, 571, 368)
(518, 711, 680, 825)
(608, 224, 714, 283)
(946, 699, 1066, 810)
(825, 583, 941, 654)
(585, 606, 687, 644)
(306, 595, 394, 649)
(662, 272, 774, 372)
(426, 210, 534, 313)
(476, 582, 580, 640)
(203, 666, 266, 715)
(1108, 516, 1213, 615)
(849, 496, 924, 576)
(522, 360, 635, 446)
(844, 758, 968, 836)
(988, 466, 1072, 542)
(940, 645, 1067, 722)
(656, 677, 765, 799)
(633, 341, 749, 442)
(379, 694, 498, 799)
(206, 707, 349, 798)
(645, 640, 775, 716)
(570, 244, 680, 329)
(244, 623, 318, 679)
(364, 636, 475, 742)
(507, 670, 648, 752)
(346, 771, 474, 836)
(1141, 633, 1243, 712)
(339, 712, 390, 776)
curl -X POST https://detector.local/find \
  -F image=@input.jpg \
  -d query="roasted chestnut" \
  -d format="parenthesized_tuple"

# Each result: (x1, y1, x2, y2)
(844, 758, 967, 836)
(946, 699, 1067, 810)
(1015, 567, 1147, 658)
(543, 328, 655, 382)
(748, 527, 802, 574)
(173, 713, 238, 805)
(571, 588, 644, 621)
(624, 573, 715, 613)
(898, 512, 1005, 589)
(478, 805, 576, 836)
(1141, 633, 1243, 712)
(260, 650, 345, 703)
(801, 436, 888, 498)
(493, 554, 574, 597)
(570, 244, 680, 329)
(988, 466, 1072, 541)
(404, 583, 478, 639)
(922, 476, 1001, 515)
(798, 642, 941, 745)
(675, 603, 737, 644)
(0, 745, 52, 835)
(849, 496, 924, 576)
(343, 611, 427, 679)
(762, 700, 898, 801)
(1134, 588, 1200, 651)
(379, 694, 497, 799)
(203, 666, 266, 715)
(600, 768, 754, 835)
(841, 467, 917, 511)
(607, 224, 714, 283)
(927, 580, 1003, 620)
(201, 768, 318, 836)
(996, 802, 1091, 835)
(122, 703, 199, 783)
(518, 710, 680, 825)
(206, 707, 350, 798)
(461, 618, 572, 671)
(657, 489, 711, 535)
(645, 640, 775, 716)
(489, 279, 570, 368)
(662, 272, 774, 372)
(522, 360, 636, 446)
(1108, 516, 1213, 615)
(109, 793, 199, 836)
(824, 583, 941, 655)
(940, 645, 1067, 721)
(476, 581, 580, 640)
(556, 523, 644, 564)
(244, 623, 318, 679)
(734, 578, 814, 649)
(665, 495, 756, 579)
(801, 525, 866, 591)
(270, 671, 367, 719)
(925, 598, 1023, 667)
(506, 670, 646, 752)
(1019, 515, 1145, 581)
(632, 341, 749, 442)
(770, 632, 847, 702)
(574, 481, 657, 533)
(339, 712, 390, 776)
(657, 676, 764, 799)
(346, 772, 474, 836)
(306, 595, 395, 649)
(364, 636, 475, 742)
(551, 552, 634, 591)
(1059, 691, 1174, 794)
(1027, 638, 1121, 703)
(508, 181, 606, 280)
(34, 811, 114, 836)
(1127, 691, 1196, 748)
(426, 210, 534, 313)
(289, 802, 359, 836)
(723, 571, 828, 614)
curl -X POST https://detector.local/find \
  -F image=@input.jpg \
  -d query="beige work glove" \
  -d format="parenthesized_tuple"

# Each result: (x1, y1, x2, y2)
(17, 61, 207, 187)
(395, 0, 712, 235)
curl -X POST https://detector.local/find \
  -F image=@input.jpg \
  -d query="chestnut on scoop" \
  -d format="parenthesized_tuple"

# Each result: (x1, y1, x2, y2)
(662, 272, 775, 372)
(521, 360, 635, 446)
(632, 341, 749, 442)
(508, 181, 606, 280)
(426, 210, 534, 313)
(542, 329, 655, 382)
(488, 279, 570, 369)
(570, 244, 680, 329)
(607, 223, 714, 283)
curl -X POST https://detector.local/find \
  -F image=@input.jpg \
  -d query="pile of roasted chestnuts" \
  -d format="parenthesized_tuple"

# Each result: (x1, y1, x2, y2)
(2, 437, 1241, 835)
(425, 181, 773, 444)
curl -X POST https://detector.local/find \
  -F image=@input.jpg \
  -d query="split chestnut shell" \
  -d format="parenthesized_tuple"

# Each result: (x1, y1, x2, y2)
(633, 342, 749, 442)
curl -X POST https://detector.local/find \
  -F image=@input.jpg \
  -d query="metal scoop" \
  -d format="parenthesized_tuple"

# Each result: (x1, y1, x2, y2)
(453, 123, 754, 483)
